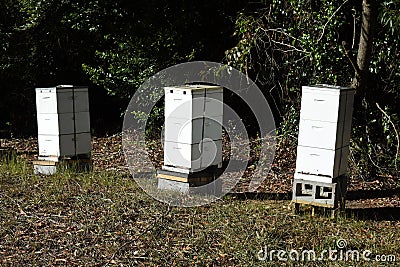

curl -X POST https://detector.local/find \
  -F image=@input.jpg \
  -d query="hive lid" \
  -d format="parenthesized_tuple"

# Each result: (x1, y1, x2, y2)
(56, 85, 74, 88)
(303, 84, 354, 91)
(72, 86, 89, 92)
(165, 85, 222, 92)
(35, 85, 88, 93)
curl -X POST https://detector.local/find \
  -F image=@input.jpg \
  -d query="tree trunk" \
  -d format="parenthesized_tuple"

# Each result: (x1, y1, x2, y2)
(352, 0, 377, 97)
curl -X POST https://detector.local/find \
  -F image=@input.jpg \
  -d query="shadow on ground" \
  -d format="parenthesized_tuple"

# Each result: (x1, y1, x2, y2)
(346, 188, 400, 200)
(228, 187, 400, 221)
(345, 207, 400, 221)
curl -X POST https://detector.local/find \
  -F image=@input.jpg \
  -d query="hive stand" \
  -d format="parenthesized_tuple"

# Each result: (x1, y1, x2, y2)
(33, 158, 92, 175)
(292, 175, 348, 218)
(157, 166, 223, 195)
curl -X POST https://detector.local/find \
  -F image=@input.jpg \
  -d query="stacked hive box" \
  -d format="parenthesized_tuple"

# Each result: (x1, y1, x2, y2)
(34, 85, 91, 174)
(293, 85, 355, 208)
(158, 85, 223, 193)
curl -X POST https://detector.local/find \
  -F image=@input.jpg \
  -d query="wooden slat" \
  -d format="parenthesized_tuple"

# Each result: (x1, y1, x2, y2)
(157, 173, 215, 183)
(292, 200, 334, 209)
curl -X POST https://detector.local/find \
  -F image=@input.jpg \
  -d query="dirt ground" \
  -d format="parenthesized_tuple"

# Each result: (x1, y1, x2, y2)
(2, 134, 399, 211)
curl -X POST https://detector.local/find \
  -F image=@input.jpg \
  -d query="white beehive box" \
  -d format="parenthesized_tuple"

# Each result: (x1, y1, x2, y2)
(164, 140, 222, 170)
(295, 85, 354, 180)
(38, 133, 91, 157)
(163, 85, 223, 171)
(36, 85, 89, 114)
(36, 85, 91, 158)
(295, 146, 350, 178)
(37, 112, 90, 135)
(165, 117, 223, 144)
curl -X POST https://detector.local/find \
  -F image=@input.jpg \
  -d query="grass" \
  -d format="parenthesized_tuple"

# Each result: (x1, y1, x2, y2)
(0, 158, 399, 266)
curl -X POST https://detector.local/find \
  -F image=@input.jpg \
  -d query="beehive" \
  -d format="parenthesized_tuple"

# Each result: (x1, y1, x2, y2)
(36, 85, 91, 160)
(163, 85, 223, 172)
(295, 84, 355, 182)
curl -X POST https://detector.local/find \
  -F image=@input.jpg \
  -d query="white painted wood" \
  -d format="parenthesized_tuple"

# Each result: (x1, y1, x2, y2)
(165, 116, 222, 144)
(163, 85, 223, 171)
(36, 85, 91, 158)
(300, 85, 355, 123)
(36, 86, 89, 114)
(38, 133, 91, 157)
(295, 85, 355, 180)
(38, 134, 75, 157)
(164, 117, 202, 144)
(37, 113, 75, 135)
(294, 172, 334, 184)
(163, 140, 222, 170)
(164, 141, 202, 169)
(164, 87, 205, 120)
(300, 91, 343, 122)
(161, 165, 190, 174)
(296, 146, 343, 178)
(37, 112, 90, 135)
(36, 88, 74, 114)
(298, 119, 343, 149)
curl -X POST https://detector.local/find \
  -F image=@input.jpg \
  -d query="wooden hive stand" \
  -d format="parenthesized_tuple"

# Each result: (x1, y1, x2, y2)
(33, 156, 92, 175)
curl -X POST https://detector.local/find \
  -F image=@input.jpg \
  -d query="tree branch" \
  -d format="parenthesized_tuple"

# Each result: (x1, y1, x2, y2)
(317, 0, 349, 43)
(342, 41, 360, 76)
(376, 103, 400, 171)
